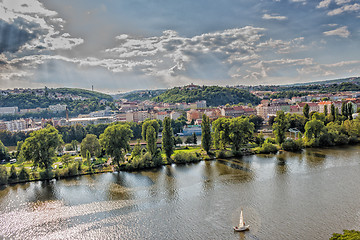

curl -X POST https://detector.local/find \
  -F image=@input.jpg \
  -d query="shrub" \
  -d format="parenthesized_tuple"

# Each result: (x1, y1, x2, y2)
(265, 138, 276, 144)
(9, 165, 17, 180)
(256, 142, 278, 154)
(40, 169, 54, 180)
(281, 139, 303, 152)
(173, 152, 200, 164)
(18, 167, 30, 181)
(0, 166, 8, 185)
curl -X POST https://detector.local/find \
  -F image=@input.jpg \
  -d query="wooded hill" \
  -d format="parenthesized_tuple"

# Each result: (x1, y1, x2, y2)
(152, 86, 260, 106)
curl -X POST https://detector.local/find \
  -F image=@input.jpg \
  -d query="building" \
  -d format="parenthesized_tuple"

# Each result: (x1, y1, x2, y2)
(183, 125, 202, 136)
(4, 119, 27, 132)
(0, 107, 18, 115)
(170, 111, 182, 120)
(256, 102, 290, 119)
(220, 106, 256, 118)
(196, 100, 207, 108)
(49, 104, 67, 113)
(66, 116, 115, 126)
(156, 111, 170, 121)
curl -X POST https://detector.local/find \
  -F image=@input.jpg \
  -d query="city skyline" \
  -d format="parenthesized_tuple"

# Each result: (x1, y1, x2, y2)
(0, 0, 359, 93)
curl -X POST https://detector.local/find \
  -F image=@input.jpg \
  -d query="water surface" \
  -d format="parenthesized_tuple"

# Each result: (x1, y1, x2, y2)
(1, 146, 360, 239)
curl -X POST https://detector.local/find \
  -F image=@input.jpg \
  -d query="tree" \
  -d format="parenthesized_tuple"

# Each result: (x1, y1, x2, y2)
(273, 111, 290, 144)
(324, 105, 328, 116)
(330, 230, 360, 240)
(20, 126, 63, 170)
(341, 102, 348, 118)
(61, 154, 71, 167)
(18, 167, 29, 181)
(146, 126, 157, 156)
(249, 115, 264, 130)
(141, 120, 160, 141)
(330, 104, 336, 122)
(184, 136, 193, 144)
(174, 136, 183, 146)
(86, 150, 92, 172)
(0, 140, 9, 161)
(15, 141, 23, 158)
(9, 165, 17, 180)
(229, 117, 254, 153)
(212, 117, 230, 149)
(131, 139, 142, 159)
(304, 119, 325, 143)
(162, 117, 174, 160)
(347, 102, 354, 120)
(99, 124, 133, 169)
(192, 132, 197, 145)
(80, 134, 101, 158)
(71, 140, 79, 152)
(303, 103, 310, 119)
(0, 165, 7, 184)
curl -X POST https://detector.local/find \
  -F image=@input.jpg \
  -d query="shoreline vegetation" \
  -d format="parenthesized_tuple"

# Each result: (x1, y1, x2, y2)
(2, 105, 360, 186)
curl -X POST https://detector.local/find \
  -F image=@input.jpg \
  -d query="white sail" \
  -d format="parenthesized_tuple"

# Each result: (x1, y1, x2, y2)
(239, 210, 244, 227)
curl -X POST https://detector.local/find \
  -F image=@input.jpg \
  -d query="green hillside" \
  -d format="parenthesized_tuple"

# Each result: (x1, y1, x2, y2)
(152, 86, 260, 106)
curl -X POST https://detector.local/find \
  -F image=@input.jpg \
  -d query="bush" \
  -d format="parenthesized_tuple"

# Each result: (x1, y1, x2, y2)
(255, 142, 278, 154)
(9, 165, 17, 180)
(18, 167, 30, 181)
(40, 169, 54, 180)
(173, 152, 200, 164)
(68, 163, 79, 176)
(265, 138, 276, 144)
(281, 139, 303, 152)
(0, 166, 8, 185)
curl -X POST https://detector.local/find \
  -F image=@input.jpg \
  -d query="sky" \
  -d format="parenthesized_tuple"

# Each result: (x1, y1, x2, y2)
(0, 0, 359, 93)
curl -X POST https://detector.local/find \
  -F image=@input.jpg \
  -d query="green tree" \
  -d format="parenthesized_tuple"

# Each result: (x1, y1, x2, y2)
(324, 105, 328, 116)
(0, 166, 7, 185)
(249, 115, 264, 130)
(146, 126, 157, 156)
(303, 103, 310, 119)
(330, 104, 336, 122)
(162, 117, 174, 160)
(330, 230, 360, 240)
(71, 140, 79, 152)
(185, 136, 193, 144)
(61, 154, 71, 167)
(229, 117, 254, 153)
(201, 114, 212, 154)
(174, 136, 183, 146)
(347, 102, 354, 120)
(18, 167, 29, 181)
(86, 150, 92, 172)
(212, 118, 230, 149)
(9, 165, 17, 180)
(0, 140, 9, 161)
(15, 140, 23, 158)
(20, 126, 63, 170)
(131, 139, 142, 159)
(192, 132, 197, 145)
(99, 124, 133, 169)
(141, 120, 160, 141)
(273, 111, 290, 144)
(304, 119, 325, 144)
(341, 102, 347, 118)
(80, 134, 101, 158)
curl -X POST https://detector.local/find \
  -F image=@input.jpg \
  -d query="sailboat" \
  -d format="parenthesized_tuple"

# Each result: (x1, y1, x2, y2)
(233, 210, 249, 232)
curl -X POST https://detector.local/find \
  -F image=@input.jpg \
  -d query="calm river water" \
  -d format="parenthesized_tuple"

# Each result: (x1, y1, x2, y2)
(1, 146, 360, 240)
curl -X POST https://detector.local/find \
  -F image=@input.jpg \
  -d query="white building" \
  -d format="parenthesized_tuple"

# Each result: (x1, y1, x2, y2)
(170, 111, 182, 120)
(0, 107, 18, 115)
(5, 119, 27, 132)
(49, 104, 67, 113)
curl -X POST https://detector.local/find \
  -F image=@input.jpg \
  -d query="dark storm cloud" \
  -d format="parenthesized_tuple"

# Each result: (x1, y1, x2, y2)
(0, 18, 38, 54)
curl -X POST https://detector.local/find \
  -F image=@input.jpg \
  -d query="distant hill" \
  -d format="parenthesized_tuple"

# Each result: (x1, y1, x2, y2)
(0, 87, 113, 110)
(48, 88, 113, 101)
(285, 77, 360, 87)
(152, 85, 260, 106)
(113, 89, 166, 101)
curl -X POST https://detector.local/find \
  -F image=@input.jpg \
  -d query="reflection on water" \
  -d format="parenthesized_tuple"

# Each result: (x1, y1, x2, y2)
(1, 146, 360, 239)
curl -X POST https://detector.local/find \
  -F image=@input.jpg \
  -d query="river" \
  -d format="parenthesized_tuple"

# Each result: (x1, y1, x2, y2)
(1, 145, 360, 239)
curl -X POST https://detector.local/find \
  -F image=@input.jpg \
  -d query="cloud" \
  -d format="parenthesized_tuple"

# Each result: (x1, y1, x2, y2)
(335, 0, 352, 5)
(0, 0, 83, 55)
(323, 26, 350, 38)
(327, 3, 360, 15)
(317, 0, 332, 8)
(262, 13, 288, 20)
